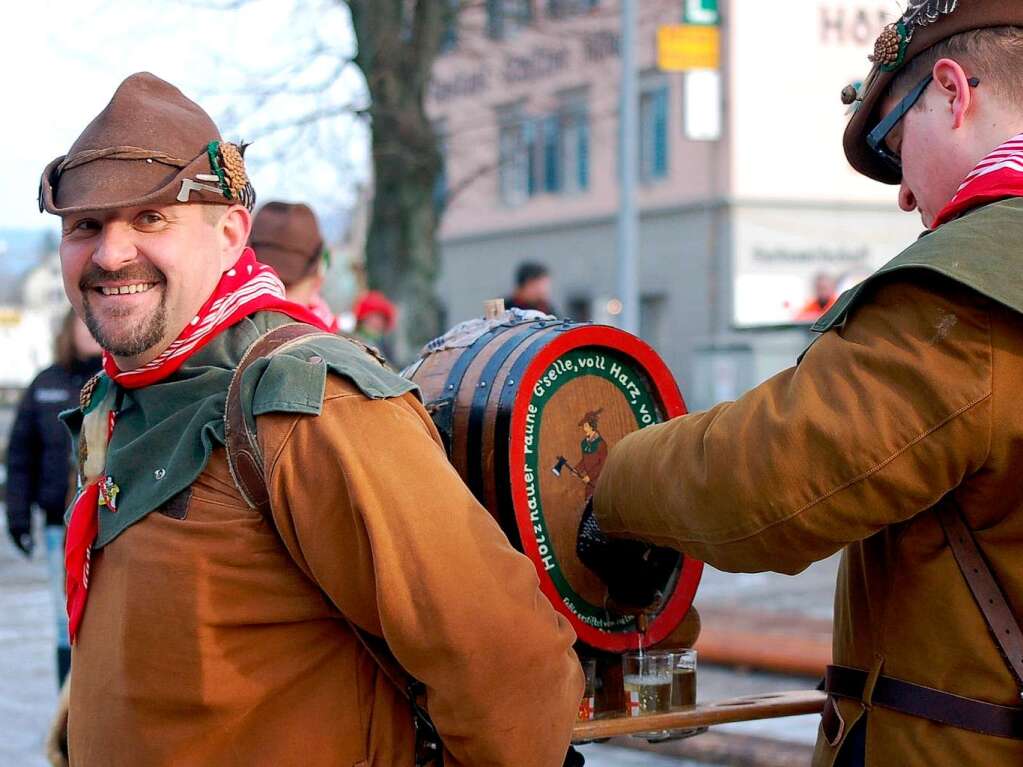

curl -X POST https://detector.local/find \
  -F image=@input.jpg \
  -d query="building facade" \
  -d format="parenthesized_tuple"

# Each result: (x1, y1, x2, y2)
(428, 0, 923, 409)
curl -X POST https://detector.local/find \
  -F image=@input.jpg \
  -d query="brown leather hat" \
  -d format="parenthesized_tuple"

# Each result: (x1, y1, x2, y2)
(249, 202, 324, 285)
(843, 1, 1022, 184)
(39, 72, 255, 215)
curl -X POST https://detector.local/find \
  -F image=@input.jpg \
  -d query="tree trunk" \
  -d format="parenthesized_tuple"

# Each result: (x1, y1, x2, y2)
(348, 0, 448, 364)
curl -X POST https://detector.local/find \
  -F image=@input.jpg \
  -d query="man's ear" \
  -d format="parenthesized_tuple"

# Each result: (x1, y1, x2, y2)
(932, 58, 974, 130)
(218, 204, 252, 271)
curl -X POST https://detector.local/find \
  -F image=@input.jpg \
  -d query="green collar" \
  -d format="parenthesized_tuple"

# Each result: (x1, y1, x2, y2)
(62, 312, 416, 548)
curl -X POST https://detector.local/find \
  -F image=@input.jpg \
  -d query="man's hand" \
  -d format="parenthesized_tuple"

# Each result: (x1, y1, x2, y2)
(7, 524, 34, 558)
(576, 498, 680, 610)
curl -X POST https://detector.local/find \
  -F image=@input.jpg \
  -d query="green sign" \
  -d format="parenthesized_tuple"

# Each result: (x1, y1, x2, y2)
(683, 0, 719, 26)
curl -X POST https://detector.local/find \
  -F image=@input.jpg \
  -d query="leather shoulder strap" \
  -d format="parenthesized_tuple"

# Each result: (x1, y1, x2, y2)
(224, 322, 328, 513)
(222, 322, 443, 764)
(936, 503, 1023, 696)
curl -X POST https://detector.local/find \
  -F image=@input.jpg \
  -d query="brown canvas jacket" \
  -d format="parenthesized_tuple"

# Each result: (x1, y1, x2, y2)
(69, 375, 583, 767)
(593, 272, 1023, 766)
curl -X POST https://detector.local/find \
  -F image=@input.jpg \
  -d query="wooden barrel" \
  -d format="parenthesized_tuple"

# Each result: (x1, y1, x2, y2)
(405, 314, 703, 652)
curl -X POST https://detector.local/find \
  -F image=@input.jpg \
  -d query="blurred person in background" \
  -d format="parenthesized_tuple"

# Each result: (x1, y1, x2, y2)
(352, 289, 397, 360)
(5, 308, 102, 687)
(793, 271, 838, 323)
(504, 261, 557, 315)
(249, 201, 340, 331)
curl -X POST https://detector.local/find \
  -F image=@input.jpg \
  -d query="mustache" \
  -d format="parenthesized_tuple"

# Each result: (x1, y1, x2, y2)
(80, 264, 164, 290)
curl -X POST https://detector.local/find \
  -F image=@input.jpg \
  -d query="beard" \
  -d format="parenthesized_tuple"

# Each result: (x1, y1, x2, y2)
(82, 299, 167, 358)
(79, 264, 168, 358)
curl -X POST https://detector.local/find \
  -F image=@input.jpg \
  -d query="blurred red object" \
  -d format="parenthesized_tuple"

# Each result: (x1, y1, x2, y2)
(353, 291, 397, 331)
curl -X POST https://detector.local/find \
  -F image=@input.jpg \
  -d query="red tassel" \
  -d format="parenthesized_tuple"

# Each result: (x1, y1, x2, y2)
(65, 481, 100, 644)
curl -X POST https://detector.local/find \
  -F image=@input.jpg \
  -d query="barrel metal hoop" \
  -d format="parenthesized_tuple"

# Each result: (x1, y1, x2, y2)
(465, 324, 552, 504)
(428, 323, 519, 454)
(491, 331, 562, 544)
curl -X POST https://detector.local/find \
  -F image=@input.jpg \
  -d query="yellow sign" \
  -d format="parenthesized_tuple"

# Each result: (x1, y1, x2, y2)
(657, 25, 720, 72)
(0, 308, 22, 327)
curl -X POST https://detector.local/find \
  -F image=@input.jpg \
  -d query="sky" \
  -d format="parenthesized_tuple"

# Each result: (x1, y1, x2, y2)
(1, 0, 369, 237)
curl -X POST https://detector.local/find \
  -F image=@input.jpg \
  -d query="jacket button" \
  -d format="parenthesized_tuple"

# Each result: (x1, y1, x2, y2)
(154, 468, 166, 480)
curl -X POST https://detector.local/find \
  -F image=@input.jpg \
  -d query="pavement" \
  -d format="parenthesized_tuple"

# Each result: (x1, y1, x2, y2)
(0, 526, 839, 767)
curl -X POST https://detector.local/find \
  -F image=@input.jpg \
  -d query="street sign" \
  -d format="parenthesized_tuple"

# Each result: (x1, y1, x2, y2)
(657, 24, 720, 72)
(683, 0, 720, 26)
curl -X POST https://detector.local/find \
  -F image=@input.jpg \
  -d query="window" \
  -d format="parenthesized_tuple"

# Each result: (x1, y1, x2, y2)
(542, 116, 561, 193)
(639, 82, 670, 183)
(566, 296, 593, 322)
(488, 0, 533, 39)
(558, 90, 590, 194)
(440, 0, 459, 53)
(498, 106, 530, 206)
(548, 0, 600, 18)
(498, 93, 591, 206)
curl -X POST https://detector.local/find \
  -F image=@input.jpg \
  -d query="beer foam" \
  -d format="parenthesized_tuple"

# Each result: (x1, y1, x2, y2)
(623, 674, 672, 686)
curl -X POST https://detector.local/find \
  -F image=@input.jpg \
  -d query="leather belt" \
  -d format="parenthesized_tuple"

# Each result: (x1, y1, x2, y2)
(825, 665, 1023, 740)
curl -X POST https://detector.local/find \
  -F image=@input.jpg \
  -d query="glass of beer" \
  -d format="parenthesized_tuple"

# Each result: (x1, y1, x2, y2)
(621, 651, 673, 717)
(670, 649, 697, 709)
(578, 658, 597, 722)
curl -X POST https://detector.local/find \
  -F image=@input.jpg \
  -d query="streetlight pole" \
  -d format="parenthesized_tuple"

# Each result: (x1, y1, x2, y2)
(616, 0, 640, 335)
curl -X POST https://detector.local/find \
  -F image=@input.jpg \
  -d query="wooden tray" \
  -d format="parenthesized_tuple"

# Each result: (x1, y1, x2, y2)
(572, 689, 825, 742)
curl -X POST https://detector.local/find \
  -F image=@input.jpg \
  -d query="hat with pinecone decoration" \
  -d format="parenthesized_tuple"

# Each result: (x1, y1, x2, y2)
(39, 72, 255, 215)
(842, 1, 1023, 184)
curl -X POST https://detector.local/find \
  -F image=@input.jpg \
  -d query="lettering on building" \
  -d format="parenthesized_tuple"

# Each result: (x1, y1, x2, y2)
(752, 245, 870, 264)
(503, 46, 570, 84)
(583, 30, 620, 62)
(431, 67, 489, 104)
(819, 5, 892, 46)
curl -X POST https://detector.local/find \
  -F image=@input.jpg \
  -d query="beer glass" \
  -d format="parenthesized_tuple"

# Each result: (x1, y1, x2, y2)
(621, 651, 672, 716)
(670, 649, 697, 709)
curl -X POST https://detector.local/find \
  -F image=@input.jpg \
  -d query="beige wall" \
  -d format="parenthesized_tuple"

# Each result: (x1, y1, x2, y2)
(430, 1, 919, 238)
(428, 0, 723, 241)
(428, 1, 933, 390)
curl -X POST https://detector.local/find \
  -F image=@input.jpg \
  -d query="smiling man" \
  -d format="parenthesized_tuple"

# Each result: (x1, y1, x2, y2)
(577, 3, 1023, 766)
(41, 72, 582, 767)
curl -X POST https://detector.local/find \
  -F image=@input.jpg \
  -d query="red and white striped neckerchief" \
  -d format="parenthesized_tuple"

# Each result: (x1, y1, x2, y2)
(65, 247, 329, 643)
(932, 132, 1023, 229)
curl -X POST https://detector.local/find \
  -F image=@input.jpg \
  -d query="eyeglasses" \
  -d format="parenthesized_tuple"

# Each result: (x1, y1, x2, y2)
(867, 73, 980, 176)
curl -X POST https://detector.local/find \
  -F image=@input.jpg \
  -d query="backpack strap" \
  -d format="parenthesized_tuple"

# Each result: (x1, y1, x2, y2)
(224, 322, 326, 513)
(223, 322, 443, 766)
(935, 503, 1023, 696)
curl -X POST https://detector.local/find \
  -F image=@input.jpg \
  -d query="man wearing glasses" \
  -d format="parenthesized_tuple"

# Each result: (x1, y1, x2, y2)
(578, 3, 1023, 765)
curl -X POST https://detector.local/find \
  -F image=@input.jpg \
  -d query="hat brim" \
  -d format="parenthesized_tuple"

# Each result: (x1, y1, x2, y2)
(843, 8, 1023, 184)
(39, 149, 234, 216)
(250, 242, 321, 285)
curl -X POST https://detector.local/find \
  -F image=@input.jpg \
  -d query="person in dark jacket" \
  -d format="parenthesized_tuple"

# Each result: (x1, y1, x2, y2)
(5, 308, 101, 686)
(504, 262, 558, 316)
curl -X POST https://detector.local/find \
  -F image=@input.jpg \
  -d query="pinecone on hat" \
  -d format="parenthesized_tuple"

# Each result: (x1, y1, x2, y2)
(219, 143, 247, 196)
(216, 142, 255, 210)
(869, 23, 902, 67)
